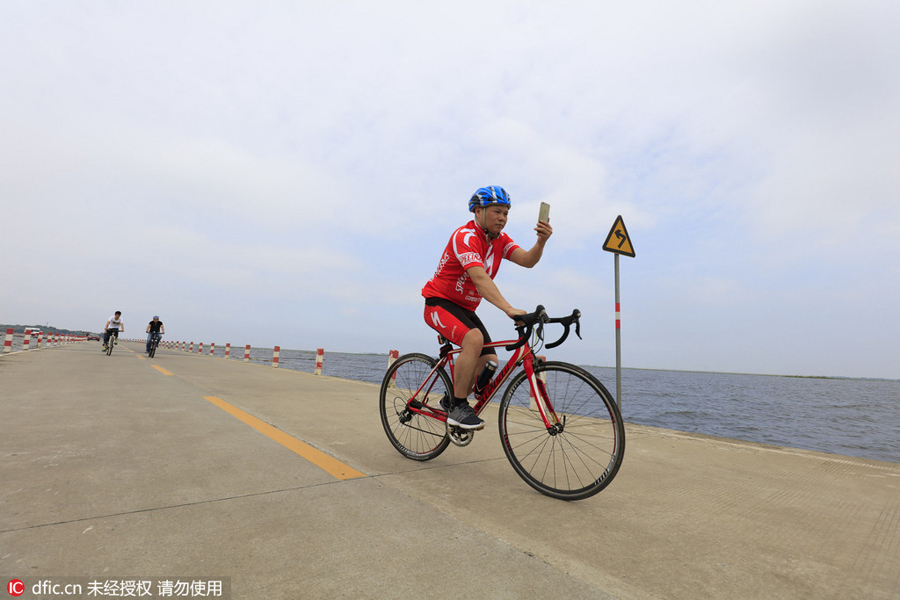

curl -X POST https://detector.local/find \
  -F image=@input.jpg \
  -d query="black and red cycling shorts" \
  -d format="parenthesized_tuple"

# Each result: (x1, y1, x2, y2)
(424, 297, 495, 356)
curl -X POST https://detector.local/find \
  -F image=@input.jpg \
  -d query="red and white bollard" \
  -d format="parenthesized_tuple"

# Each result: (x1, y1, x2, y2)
(225, 343, 231, 358)
(36, 331, 43, 349)
(189, 342, 194, 353)
(209, 342, 215, 356)
(198, 342, 203, 354)
(273, 345, 280, 368)
(315, 348, 324, 375)
(387, 350, 399, 387)
(3, 328, 12, 353)
(23, 329, 32, 351)
(244, 344, 251, 362)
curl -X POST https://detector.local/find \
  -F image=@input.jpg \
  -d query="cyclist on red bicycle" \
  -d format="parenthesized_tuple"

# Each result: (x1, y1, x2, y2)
(422, 185, 552, 429)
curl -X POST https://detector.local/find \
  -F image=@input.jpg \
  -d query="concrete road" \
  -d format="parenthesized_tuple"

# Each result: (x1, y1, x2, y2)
(1, 342, 898, 599)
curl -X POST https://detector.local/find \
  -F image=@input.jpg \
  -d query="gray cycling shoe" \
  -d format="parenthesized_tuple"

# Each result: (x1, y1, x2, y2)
(440, 396, 485, 430)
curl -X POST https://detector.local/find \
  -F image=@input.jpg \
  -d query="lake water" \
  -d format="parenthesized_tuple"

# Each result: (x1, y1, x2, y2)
(221, 346, 899, 464)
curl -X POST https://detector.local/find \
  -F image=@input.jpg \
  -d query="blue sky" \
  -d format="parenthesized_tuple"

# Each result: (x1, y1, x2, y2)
(2, 1, 898, 379)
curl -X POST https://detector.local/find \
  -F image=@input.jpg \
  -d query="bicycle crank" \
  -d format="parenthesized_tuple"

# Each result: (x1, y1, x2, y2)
(447, 424, 474, 447)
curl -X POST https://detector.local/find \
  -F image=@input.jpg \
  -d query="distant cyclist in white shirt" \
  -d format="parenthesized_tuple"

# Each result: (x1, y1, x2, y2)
(103, 311, 124, 351)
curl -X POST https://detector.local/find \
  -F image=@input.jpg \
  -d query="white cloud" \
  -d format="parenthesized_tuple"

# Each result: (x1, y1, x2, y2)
(2, 0, 899, 377)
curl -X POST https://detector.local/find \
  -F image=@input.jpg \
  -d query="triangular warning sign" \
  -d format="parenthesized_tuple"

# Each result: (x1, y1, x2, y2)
(602, 215, 635, 257)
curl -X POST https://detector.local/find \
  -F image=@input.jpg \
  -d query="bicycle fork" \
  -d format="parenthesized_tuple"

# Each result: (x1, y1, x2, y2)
(523, 356, 564, 434)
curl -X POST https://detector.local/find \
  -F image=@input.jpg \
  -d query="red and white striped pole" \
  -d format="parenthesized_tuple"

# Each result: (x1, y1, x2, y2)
(209, 342, 215, 356)
(36, 331, 43, 349)
(603, 215, 633, 409)
(244, 344, 251, 362)
(189, 342, 194, 353)
(3, 328, 12, 353)
(387, 350, 399, 387)
(198, 342, 203, 354)
(272, 345, 280, 368)
(315, 348, 324, 375)
(224, 343, 231, 358)
(23, 329, 32, 351)
(614, 255, 622, 408)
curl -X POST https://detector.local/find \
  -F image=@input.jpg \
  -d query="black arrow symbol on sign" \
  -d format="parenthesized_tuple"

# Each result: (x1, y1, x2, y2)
(615, 229, 626, 249)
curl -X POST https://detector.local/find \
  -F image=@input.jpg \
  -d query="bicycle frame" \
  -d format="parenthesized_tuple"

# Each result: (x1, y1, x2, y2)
(406, 337, 560, 431)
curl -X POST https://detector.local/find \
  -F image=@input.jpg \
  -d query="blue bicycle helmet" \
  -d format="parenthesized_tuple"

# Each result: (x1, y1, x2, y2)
(468, 185, 511, 212)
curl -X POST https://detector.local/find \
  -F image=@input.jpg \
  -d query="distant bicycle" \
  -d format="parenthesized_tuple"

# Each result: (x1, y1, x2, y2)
(148, 332, 163, 358)
(104, 329, 118, 356)
(379, 305, 626, 500)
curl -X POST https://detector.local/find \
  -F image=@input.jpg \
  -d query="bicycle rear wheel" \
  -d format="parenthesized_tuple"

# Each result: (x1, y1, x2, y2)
(498, 361, 625, 500)
(379, 353, 451, 461)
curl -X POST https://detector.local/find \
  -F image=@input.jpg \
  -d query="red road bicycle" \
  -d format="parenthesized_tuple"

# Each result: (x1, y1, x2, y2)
(379, 306, 625, 500)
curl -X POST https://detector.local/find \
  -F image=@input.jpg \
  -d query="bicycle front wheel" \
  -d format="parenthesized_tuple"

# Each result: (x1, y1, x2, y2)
(106, 337, 114, 356)
(499, 362, 625, 500)
(379, 353, 451, 461)
(149, 341, 157, 358)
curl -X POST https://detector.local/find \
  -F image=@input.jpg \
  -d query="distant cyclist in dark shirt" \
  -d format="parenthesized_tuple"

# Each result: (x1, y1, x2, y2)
(422, 185, 552, 429)
(145, 316, 165, 353)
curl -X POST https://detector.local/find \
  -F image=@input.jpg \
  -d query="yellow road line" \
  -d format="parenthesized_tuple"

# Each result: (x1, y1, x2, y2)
(152, 365, 174, 376)
(203, 395, 365, 481)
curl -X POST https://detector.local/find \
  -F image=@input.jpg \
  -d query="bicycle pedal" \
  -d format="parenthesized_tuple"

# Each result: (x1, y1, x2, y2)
(447, 425, 475, 447)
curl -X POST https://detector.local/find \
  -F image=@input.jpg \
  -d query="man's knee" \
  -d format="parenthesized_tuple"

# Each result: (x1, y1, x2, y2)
(461, 328, 484, 350)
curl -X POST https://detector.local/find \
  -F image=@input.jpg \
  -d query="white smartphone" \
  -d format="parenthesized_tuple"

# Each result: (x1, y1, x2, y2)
(539, 202, 550, 223)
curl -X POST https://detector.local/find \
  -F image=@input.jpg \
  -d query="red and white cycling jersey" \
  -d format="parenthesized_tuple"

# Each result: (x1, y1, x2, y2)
(422, 220, 520, 311)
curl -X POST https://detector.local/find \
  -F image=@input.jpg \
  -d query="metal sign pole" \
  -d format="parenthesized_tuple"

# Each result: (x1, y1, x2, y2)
(615, 253, 622, 409)
(602, 214, 633, 411)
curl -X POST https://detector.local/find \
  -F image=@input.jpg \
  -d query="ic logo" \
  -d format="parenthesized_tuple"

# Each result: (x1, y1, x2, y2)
(7, 579, 25, 597)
